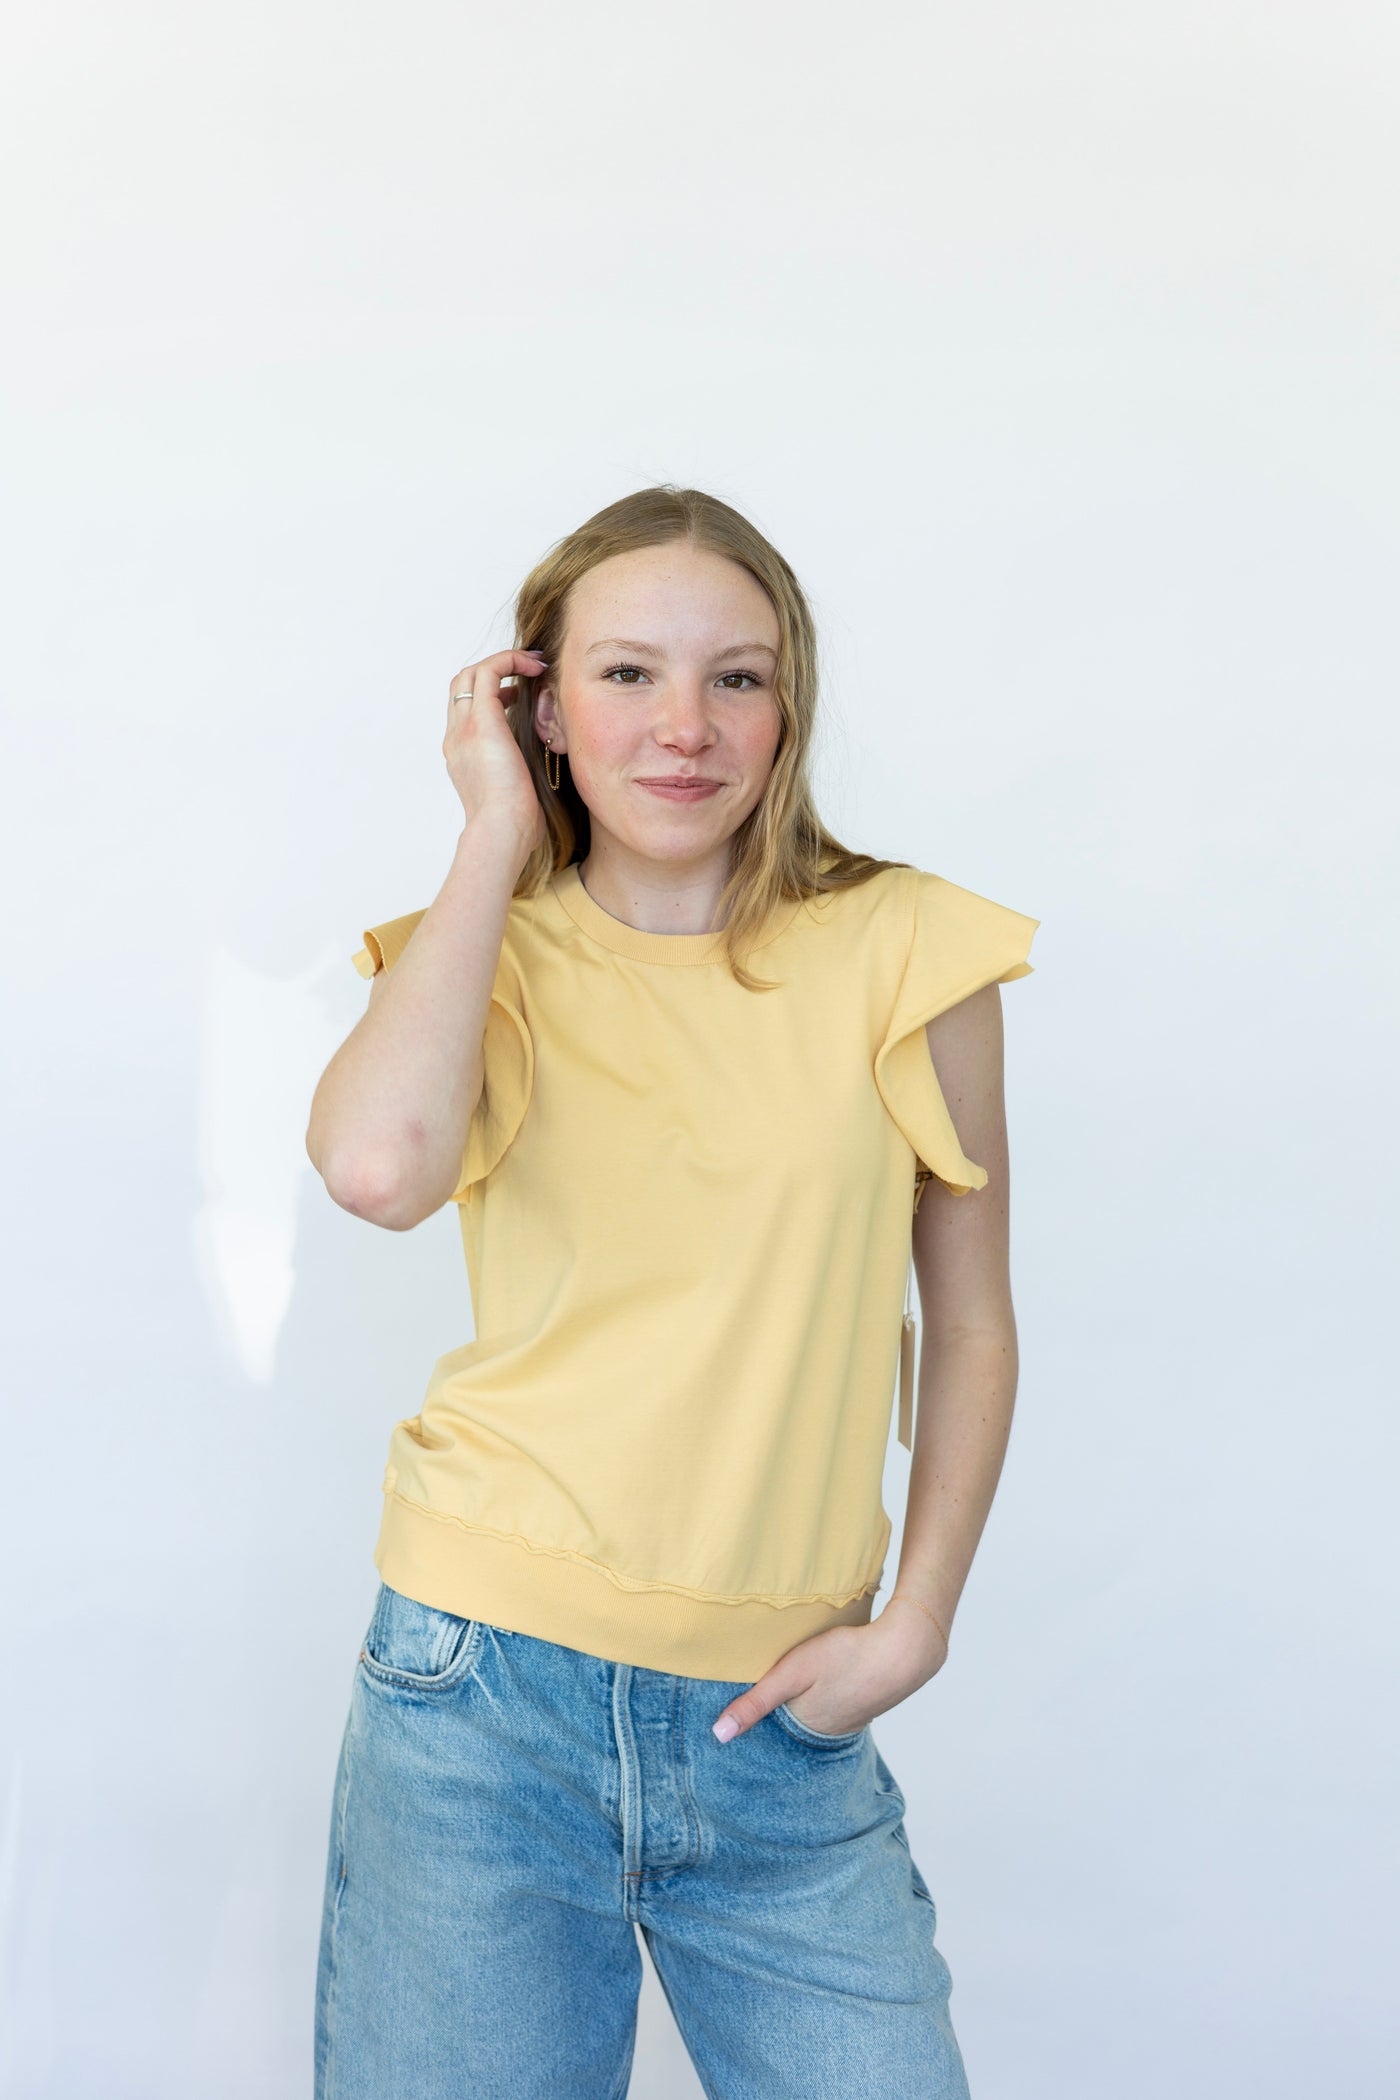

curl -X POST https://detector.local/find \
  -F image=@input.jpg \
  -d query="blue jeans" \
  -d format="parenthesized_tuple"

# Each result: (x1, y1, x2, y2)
(315, 1580, 971, 2099)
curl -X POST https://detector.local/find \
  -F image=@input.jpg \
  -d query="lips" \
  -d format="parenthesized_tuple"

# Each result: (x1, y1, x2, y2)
(636, 778, 722, 799)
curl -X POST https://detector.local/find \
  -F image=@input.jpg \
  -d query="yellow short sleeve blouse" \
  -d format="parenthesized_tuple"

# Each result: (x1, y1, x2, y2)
(347, 860, 1039, 1679)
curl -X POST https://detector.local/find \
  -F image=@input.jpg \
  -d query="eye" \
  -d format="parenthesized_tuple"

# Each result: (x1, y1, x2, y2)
(600, 662, 766, 691)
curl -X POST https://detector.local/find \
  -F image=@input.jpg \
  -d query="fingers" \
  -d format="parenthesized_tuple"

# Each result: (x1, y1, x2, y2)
(448, 646, 548, 716)
(711, 1683, 795, 1742)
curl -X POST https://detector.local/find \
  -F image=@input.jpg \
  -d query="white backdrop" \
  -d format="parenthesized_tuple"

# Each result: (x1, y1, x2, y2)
(4, 3, 1396, 2094)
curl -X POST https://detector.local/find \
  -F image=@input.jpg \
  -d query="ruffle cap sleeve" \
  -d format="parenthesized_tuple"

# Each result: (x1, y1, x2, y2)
(350, 908, 426, 979)
(450, 962, 532, 1197)
(350, 906, 534, 1200)
(874, 867, 1040, 1197)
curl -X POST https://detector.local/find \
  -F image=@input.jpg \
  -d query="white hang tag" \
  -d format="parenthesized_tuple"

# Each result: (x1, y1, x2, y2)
(898, 1251, 917, 1450)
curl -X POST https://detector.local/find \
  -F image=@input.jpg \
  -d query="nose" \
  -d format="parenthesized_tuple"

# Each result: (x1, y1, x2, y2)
(655, 683, 718, 750)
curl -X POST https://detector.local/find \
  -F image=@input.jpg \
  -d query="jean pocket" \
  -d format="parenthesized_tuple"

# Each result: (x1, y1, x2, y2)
(358, 1580, 484, 1692)
(773, 1700, 868, 1749)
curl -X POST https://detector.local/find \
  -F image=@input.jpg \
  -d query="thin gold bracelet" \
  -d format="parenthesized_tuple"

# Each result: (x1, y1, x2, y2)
(887, 1594, 950, 1649)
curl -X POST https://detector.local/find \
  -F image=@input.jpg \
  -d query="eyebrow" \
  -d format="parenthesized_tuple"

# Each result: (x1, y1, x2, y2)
(584, 638, 778, 662)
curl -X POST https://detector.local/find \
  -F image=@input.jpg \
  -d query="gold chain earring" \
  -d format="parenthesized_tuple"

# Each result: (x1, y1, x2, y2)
(543, 738, 562, 790)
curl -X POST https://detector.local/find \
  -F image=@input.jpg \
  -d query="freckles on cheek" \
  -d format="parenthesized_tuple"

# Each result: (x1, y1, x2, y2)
(746, 730, 783, 778)
(569, 706, 625, 764)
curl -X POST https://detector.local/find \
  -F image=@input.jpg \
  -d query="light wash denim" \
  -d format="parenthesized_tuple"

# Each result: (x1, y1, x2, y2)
(315, 1579, 971, 2099)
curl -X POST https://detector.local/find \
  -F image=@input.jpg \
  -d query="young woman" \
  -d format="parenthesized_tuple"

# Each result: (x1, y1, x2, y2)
(306, 485, 1040, 2099)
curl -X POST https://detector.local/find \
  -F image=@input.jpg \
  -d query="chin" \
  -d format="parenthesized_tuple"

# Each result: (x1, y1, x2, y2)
(606, 820, 727, 863)
(634, 829, 724, 859)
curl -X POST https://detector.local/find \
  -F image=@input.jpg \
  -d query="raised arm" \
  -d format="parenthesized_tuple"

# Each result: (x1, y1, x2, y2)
(305, 647, 548, 1231)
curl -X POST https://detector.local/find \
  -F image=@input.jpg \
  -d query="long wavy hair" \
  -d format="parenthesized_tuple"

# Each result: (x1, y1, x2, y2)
(503, 484, 911, 990)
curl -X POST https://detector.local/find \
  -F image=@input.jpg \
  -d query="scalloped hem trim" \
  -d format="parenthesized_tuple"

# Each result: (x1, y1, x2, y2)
(372, 1487, 889, 1680)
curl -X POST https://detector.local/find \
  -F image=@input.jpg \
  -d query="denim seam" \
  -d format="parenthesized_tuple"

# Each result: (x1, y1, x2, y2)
(320, 1721, 355, 2099)
(672, 1676, 704, 1875)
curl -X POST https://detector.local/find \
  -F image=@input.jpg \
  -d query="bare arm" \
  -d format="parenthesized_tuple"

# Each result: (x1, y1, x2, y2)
(707, 979, 1027, 1743)
(891, 981, 1021, 1647)
(305, 645, 549, 1232)
(306, 821, 532, 1229)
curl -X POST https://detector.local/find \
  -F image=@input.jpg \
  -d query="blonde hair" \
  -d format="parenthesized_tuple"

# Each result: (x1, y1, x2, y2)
(505, 484, 911, 990)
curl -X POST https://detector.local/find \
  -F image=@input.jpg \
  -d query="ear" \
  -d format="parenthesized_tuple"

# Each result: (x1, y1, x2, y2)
(533, 687, 564, 743)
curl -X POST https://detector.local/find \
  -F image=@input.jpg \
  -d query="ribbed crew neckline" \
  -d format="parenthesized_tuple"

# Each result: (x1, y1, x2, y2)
(548, 862, 803, 966)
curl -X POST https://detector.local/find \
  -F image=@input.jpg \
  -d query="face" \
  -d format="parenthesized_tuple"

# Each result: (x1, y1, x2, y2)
(534, 542, 783, 874)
